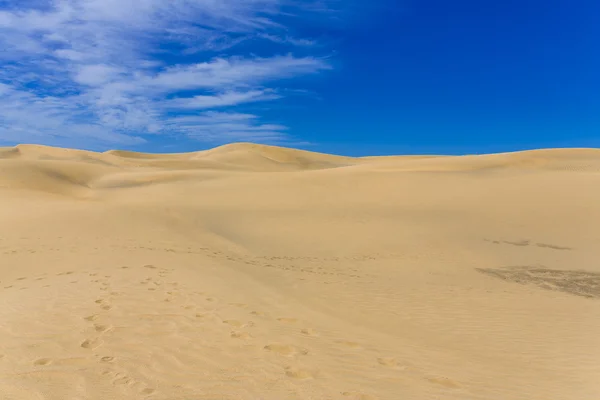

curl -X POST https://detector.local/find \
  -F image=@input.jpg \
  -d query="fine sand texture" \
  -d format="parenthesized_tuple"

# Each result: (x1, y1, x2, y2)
(1, 143, 599, 400)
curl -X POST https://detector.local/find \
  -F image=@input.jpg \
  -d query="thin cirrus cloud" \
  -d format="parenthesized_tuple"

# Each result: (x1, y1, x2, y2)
(0, 0, 335, 148)
(165, 90, 281, 110)
(165, 112, 289, 142)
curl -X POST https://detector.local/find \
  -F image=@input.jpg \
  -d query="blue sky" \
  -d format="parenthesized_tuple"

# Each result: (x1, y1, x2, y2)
(0, 0, 598, 156)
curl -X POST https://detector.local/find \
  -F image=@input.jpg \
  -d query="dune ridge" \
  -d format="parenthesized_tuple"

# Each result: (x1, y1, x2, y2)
(1, 142, 600, 400)
(2, 143, 599, 197)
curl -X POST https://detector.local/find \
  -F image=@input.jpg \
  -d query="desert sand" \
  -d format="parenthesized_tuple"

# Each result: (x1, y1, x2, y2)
(0, 142, 599, 400)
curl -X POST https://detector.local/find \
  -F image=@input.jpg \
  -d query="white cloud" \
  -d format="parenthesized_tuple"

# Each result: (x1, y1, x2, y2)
(165, 90, 280, 110)
(0, 82, 11, 95)
(165, 112, 289, 142)
(143, 56, 329, 92)
(74, 64, 123, 86)
(0, 0, 335, 148)
(258, 34, 318, 47)
(0, 85, 144, 146)
(54, 49, 88, 61)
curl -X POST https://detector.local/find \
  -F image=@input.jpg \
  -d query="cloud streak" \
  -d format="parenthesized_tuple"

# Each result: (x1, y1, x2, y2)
(165, 90, 281, 110)
(0, 0, 334, 148)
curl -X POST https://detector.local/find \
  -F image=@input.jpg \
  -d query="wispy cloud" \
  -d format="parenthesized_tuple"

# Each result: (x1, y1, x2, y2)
(258, 34, 318, 47)
(165, 112, 289, 142)
(142, 56, 330, 92)
(0, 0, 335, 148)
(165, 90, 281, 110)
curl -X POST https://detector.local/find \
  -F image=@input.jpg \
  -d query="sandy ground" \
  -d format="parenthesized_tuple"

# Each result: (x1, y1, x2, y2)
(1, 142, 599, 400)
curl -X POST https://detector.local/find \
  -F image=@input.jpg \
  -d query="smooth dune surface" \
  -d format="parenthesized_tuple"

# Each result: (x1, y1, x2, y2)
(1, 142, 599, 400)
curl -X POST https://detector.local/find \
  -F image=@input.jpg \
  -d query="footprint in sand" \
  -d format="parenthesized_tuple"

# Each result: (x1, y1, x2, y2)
(109, 372, 154, 394)
(224, 319, 255, 328)
(81, 338, 103, 350)
(33, 358, 53, 366)
(250, 311, 267, 317)
(94, 323, 112, 333)
(144, 265, 157, 269)
(336, 340, 362, 349)
(222, 320, 244, 328)
(277, 317, 298, 324)
(112, 373, 135, 386)
(195, 313, 218, 321)
(264, 344, 308, 357)
(301, 328, 318, 336)
(377, 357, 408, 370)
(16, 277, 26, 281)
(284, 366, 314, 380)
(84, 314, 99, 321)
(426, 376, 461, 389)
(230, 331, 252, 339)
(100, 356, 115, 363)
(95, 299, 112, 309)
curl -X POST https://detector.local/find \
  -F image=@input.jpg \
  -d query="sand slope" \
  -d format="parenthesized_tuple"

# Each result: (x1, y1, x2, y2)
(1, 143, 599, 400)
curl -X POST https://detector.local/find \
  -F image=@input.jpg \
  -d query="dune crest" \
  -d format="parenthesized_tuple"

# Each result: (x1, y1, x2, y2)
(1, 143, 600, 400)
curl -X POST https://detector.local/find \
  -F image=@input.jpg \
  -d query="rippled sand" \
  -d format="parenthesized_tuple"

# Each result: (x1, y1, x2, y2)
(1, 143, 599, 400)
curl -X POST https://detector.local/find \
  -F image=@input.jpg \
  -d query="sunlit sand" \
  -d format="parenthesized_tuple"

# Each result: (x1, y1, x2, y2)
(1, 143, 599, 400)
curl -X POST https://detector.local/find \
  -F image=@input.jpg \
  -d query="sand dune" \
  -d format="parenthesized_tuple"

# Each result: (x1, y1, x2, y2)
(1, 143, 599, 400)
